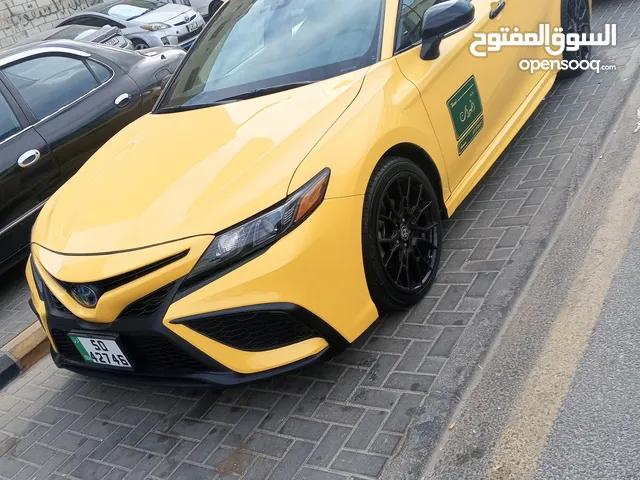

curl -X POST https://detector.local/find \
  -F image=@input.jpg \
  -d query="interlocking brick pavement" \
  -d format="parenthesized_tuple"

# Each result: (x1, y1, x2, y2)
(0, 264, 32, 348)
(0, 0, 639, 478)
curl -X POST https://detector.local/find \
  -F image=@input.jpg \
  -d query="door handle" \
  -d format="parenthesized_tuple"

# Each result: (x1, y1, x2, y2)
(489, 0, 506, 19)
(114, 93, 132, 108)
(17, 149, 41, 168)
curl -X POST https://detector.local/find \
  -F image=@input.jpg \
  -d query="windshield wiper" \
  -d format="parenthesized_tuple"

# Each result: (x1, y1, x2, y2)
(155, 81, 316, 114)
(209, 81, 316, 105)
(154, 103, 214, 114)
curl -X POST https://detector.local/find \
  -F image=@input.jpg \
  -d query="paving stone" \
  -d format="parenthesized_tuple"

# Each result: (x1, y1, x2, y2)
(351, 388, 398, 410)
(267, 441, 314, 480)
(345, 410, 386, 449)
(429, 327, 465, 357)
(314, 403, 364, 426)
(151, 440, 197, 478)
(171, 462, 217, 480)
(307, 425, 351, 468)
(383, 393, 423, 434)
(296, 468, 348, 480)
(281, 417, 329, 441)
(331, 451, 387, 477)
(384, 373, 435, 393)
(261, 395, 299, 432)
(370, 433, 402, 456)
(103, 445, 147, 470)
(244, 431, 292, 457)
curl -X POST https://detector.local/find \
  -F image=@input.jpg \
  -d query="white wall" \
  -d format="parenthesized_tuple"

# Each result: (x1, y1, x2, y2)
(0, 0, 104, 48)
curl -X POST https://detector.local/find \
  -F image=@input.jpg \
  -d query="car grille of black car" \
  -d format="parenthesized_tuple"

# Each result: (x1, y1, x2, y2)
(181, 310, 317, 351)
(50, 329, 209, 373)
(178, 26, 202, 43)
(119, 282, 175, 318)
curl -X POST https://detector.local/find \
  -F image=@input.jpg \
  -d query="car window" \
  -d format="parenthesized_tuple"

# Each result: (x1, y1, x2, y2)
(395, 0, 444, 52)
(79, 16, 111, 28)
(88, 60, 113, 84)
(3, 56, 101, 121)
(0, 94, 21, 143)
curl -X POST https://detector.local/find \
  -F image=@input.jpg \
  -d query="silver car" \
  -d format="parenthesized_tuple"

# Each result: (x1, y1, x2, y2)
(58, 0, 206, 50)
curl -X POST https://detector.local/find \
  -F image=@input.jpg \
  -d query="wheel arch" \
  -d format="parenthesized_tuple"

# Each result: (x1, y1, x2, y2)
(381, 143, 448, 219)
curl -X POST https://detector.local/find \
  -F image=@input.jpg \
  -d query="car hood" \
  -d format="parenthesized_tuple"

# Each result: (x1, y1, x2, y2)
(132, 4, 193, 24)
(33, 71, 366, 255)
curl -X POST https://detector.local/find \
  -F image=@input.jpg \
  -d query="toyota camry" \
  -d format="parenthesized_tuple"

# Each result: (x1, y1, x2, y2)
(27, 0, 592, 386)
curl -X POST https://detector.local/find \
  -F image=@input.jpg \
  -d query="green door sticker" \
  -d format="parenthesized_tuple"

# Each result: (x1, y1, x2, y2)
(447, 76, 484, 155)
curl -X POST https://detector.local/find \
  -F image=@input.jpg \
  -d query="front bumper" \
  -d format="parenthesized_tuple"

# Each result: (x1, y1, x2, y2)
(27, 196, 378, 387)
(43, 301, 336, 388)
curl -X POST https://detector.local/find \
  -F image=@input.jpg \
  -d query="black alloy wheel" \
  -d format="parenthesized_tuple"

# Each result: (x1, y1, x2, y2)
(363, 157, 442, 311)
(560, 0, 592, 78)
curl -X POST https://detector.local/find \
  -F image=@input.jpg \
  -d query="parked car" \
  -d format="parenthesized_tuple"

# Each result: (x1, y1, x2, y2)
(0, 40, 185, 274)
(58, 0, 205, 50)
(173, 0, 226, 20)
(27, 0, 591, 386)
(15, 25, 134, 50)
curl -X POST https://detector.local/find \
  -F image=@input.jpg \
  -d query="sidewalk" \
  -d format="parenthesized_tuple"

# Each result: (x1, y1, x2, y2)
(0, 0, 639, 479)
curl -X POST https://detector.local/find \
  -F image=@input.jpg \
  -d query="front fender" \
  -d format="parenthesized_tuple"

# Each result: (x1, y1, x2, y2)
(289, 58, 449, 201)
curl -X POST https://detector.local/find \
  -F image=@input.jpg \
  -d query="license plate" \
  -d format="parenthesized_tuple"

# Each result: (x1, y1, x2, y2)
(187, 22, 198, 32)
(69, 334, 132, 370)
(105, 36, 120, 46)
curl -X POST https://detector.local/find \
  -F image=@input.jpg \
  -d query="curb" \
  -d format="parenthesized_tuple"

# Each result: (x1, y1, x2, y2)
(0, 321, 49, 390)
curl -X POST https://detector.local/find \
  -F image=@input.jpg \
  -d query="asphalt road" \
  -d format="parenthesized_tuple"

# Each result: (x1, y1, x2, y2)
(425, 65, 640, 479)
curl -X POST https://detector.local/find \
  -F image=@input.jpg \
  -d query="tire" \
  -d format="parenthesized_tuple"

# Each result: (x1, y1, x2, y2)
(208, 0, 223, 18)
(558, 0, 592, 79)
(362, 156, 443, 312)
(132, 39, 150, 51)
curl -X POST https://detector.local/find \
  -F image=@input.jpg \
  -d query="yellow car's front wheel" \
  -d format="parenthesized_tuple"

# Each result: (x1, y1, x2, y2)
(559, 0, 592, 78)
(362, 157, 443, 311)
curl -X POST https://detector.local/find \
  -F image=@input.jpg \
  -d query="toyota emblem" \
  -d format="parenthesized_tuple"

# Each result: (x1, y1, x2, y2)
(70, 284, 98, 308)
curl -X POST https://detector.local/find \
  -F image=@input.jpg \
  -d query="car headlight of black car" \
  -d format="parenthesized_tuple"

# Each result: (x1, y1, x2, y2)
(183, 169, 330, 288)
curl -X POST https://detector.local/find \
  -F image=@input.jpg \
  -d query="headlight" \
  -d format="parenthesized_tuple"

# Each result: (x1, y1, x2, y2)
(141, 22, 170, 31)
(183, 169, 330, 288)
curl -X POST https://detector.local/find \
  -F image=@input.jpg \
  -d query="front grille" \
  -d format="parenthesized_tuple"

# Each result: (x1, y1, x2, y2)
(174, 13, 197, 25)
(51, 329, 83, 362)
(178, 26, 202, 43)
(49, 293, 70, 314)
(181, 311, 317, 352)
(50, 329, 209, 373)
(119, 282, 175, 318)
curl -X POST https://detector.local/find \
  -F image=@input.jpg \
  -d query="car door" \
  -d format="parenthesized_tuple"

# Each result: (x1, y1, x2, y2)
(0, 80, 60, 269)
(1, 49, 143, 180)
(394, 0, 543, 192)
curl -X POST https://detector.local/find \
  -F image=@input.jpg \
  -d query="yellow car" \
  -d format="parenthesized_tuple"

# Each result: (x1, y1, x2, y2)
(27, 0, 592, 386)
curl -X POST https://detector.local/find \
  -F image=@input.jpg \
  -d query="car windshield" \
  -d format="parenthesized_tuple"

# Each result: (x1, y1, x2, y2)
(49, 25, 98, 40)
(156, 0, 384, 112)
(104, 0, 163, 20)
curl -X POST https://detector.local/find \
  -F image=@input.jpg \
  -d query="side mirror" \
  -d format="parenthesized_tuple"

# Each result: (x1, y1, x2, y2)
(421, 0, 475, 60)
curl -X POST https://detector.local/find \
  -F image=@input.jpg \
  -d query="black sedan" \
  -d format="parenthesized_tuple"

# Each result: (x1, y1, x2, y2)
(0, 40, 185, 274)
